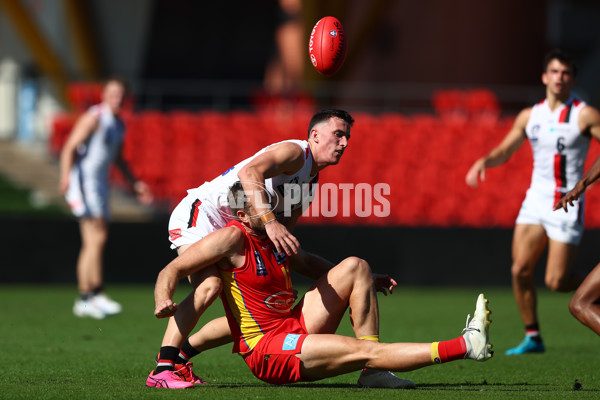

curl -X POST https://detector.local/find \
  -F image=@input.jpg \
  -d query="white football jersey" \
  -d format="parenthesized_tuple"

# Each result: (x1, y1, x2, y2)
(65, 103, 126, 217)
(187, 139, 318, 223)
(525, 96, 589, 204)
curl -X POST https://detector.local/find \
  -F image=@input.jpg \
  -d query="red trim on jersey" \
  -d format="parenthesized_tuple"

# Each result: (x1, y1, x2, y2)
(305, 146, 309, 159)
(554, 154, 566, 204)
(558, 105, 570, 123)
(573, 99, 582, 107)
(187, 199, 202, 228)
(536, 99, 546, 106)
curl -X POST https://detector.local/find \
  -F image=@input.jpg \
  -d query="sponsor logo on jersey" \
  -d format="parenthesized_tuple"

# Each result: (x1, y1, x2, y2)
(169, 229, 182, 241)
(530, 124, 540, 143)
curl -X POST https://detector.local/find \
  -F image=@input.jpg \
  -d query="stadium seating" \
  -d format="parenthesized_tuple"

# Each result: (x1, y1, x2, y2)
(48, 88, 600, 228)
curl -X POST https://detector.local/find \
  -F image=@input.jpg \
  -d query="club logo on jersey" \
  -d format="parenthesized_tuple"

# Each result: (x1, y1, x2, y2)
(265, 291, 296, 313)
(169, 229, 182, 241)
(254, 251, 268, 276)
(282, 333, 301, 351)
(272, 249, 287, 265)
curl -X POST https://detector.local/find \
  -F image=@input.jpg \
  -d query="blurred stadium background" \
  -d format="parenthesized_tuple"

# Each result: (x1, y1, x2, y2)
(2, 0, 600, 285)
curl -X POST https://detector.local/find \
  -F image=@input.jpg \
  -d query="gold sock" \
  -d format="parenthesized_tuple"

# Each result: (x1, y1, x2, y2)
(359, 335, 380, 342)
(431, 342, 441, 364)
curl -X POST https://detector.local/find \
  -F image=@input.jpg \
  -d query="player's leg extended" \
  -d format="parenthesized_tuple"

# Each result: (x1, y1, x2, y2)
(506, 224, 547, 354)
(77, 217, 107, 293)
(297, 294, 493, 381)
(161, 265, 223, 348)
(569, 262, 600, 335)
(545, 239, 581, 292)
(301, 256, 378, 337)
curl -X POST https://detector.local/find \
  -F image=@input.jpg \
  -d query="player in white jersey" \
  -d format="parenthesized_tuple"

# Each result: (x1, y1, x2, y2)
(59, 78, 153, 319)
(168, 139, 318, 250)
(466, 50, 600, 354)
(149, 110, 365, 386)
(555, 153, 600, 336)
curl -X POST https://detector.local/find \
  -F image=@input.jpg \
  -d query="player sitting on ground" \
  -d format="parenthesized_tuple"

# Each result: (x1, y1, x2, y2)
(147, 181, 494, 389)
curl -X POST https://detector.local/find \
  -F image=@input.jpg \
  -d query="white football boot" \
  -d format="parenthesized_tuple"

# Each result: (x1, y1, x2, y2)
(462, 293, 493, 361)
(73, 299, 105, 319)
(357, 369, 416, 389)
(92, 293, 123, 315)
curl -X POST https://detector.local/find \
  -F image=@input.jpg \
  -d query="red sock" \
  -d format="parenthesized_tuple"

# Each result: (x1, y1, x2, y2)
(435, 337, 467, 363)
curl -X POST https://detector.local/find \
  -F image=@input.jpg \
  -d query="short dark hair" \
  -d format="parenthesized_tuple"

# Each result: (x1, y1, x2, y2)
(228, 181, 250, 219)
(543, 49, 578, 76)
(103, 76, 129, 92)
(307, 109, 354, 138)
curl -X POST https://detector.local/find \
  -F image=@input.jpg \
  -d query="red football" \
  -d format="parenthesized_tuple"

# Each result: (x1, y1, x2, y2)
(308, 16, 347, 76)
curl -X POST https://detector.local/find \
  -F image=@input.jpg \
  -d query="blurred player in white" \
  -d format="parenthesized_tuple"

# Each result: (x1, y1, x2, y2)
(555, 153, 600, 336)
(59, 78, 152, 319)
(466, 49, 600, 354)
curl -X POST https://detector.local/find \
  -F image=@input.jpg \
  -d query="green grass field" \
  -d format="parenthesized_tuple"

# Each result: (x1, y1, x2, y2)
(1, 284, 598, 399)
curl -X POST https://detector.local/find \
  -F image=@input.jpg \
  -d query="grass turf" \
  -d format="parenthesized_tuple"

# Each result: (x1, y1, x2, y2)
(1, 284, 598, 399)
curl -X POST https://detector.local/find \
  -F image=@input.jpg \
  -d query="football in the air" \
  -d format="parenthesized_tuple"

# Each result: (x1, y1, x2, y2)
(308, 16, 347, 76)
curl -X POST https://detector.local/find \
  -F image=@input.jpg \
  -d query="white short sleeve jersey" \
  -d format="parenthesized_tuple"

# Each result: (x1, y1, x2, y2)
(525, 96, 589, 203)
(188, 139, 317, 222)
(168, 140, 318, 248)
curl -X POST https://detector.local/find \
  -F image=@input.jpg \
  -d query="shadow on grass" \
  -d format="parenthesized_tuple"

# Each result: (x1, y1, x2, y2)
(207, 381, 598, 392)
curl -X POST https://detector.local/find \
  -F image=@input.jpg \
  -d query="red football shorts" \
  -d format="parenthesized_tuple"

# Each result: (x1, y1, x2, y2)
(243, 305, 309, 384)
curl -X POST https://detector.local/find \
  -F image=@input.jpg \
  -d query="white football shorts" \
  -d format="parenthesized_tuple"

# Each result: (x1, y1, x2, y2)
(65, 169, 110, 219)
(515, 188, 584, 245)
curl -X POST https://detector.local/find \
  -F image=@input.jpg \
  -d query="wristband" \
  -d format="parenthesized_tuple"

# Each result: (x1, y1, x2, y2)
(260, 211, 276, 224)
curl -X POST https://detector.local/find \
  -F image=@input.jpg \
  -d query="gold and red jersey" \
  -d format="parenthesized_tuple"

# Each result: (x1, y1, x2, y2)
(219, 220, 296, 354)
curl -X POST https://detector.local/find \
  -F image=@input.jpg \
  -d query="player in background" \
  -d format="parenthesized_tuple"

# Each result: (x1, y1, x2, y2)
(466, 49, 600, 354)
(554, 153, 600, 336)
(59, 78, 153, 319)
(147, 182, 493, 389)
(150, 109, 416, 385)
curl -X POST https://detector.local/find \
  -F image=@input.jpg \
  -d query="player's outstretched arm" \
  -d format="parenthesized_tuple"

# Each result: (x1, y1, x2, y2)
(465, 108, 530, 188)
(238, 142, 305, 255)
(153, 226, 243, 318)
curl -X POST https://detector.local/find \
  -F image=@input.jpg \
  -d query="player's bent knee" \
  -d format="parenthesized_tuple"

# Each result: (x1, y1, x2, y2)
(341, 256, 372, 277)
(511, 263, 534, 282)
(197, 275, 223, 299)
(569, 296, 585, 321)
